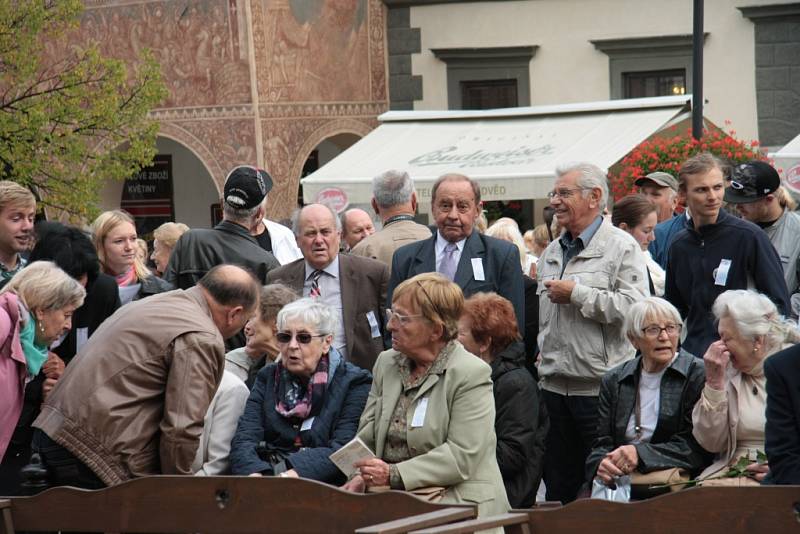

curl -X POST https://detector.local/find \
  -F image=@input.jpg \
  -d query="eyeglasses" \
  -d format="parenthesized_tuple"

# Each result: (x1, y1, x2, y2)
(546, 187, 587, 200)
(276, 331, 327, 344)
(385, 308, 423, 326)
(641, 324, 681, 339)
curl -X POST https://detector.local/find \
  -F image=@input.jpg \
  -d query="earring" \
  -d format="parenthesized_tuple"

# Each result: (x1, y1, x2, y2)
(38, 320, 45, 335)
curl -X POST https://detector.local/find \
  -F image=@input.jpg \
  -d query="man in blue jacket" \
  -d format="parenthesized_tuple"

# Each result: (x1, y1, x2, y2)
(664, 153, 790, 357)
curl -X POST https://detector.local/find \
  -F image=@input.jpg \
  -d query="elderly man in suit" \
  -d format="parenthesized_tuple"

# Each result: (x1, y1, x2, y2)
(267, 203, 389, 371)
(387, 173, 524, 332)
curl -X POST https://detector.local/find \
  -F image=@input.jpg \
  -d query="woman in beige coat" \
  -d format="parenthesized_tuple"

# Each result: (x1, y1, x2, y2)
(692, 290, 799, 485)
(344, 273, 509, 519)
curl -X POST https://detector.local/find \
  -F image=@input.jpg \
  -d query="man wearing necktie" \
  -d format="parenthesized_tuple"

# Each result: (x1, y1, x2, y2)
(267, 203, 389, 371)
(387, 173, 524, 333)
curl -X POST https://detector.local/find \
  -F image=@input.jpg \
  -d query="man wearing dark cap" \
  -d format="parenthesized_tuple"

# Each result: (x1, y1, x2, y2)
(636, 171, 679, 223)
(664, 153, 790, 357)
(724, 161, 800, 317)
(636, 171, 687, 269)
(165, 165, 280, 291)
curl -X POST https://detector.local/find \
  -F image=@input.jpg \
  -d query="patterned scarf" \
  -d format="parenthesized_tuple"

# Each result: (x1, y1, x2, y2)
(274, 352, 330, 420)
(114, 267, 137, 287)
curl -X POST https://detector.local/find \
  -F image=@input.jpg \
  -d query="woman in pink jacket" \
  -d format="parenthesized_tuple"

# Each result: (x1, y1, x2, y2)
(0, 261, 85, 463)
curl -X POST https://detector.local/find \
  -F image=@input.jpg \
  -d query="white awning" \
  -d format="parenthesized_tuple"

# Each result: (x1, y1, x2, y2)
(301, 95, 691, 207)
(772, 132, 800, 194)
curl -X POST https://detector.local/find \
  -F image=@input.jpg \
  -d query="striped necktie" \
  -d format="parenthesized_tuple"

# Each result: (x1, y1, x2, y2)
(309, 269, 323, 298)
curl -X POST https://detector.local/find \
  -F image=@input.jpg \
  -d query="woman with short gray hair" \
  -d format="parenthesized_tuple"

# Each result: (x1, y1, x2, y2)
(692, 290, 800, 485)
(230, 298, 372, 482)
(587, 297, 710, 496)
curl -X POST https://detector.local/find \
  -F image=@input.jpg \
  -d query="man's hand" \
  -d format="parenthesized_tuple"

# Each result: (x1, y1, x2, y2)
(543, 279, 576, 304)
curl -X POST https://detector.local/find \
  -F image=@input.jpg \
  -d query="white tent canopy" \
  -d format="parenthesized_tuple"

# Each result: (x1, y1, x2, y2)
(772, 133, 800, 196)
(301, 96, 692, 208)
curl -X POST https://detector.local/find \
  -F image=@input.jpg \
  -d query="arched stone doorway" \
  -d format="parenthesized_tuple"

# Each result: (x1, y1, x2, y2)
(99, 136, 220, 233)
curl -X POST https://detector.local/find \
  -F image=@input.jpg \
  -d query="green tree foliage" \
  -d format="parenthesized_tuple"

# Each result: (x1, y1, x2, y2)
(0, 0, 166, 220)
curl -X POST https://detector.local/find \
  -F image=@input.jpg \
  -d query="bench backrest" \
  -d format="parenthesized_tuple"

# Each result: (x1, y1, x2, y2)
(0, 476, 474, 534)
(410, 486, 800, 534)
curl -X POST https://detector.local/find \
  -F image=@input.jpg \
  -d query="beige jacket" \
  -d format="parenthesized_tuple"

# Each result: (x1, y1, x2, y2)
(692, 366, 764, 479)
(537, 220, 649, 395)
(350, 218, 432, 269)
(357, 343, 509, 518)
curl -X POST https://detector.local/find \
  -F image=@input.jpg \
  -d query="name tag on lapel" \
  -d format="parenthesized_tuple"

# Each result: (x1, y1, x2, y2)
(471, 258, 485, 281)
(411, 397, 429, 428)
(366, 311, 381, 338)
(300, 417, 315, 432)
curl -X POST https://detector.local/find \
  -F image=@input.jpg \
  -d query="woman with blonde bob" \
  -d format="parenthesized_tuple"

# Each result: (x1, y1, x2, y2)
(91, 210, 171, 305)
(0, 262, 85, 465)
(486, 218, 535, 277)
(692, 290, 800, 485)
(345, 273, 509, 522)
(587, 297, 710, 496)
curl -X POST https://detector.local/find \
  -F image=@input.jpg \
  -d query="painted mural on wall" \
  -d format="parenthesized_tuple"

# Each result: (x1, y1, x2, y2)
(62, 0, 388, 220)
(79, 0, 251, 107)
(259, 0, 370, 102)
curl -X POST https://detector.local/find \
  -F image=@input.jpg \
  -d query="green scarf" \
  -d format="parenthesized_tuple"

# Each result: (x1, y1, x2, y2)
(19, 315, 48, 377)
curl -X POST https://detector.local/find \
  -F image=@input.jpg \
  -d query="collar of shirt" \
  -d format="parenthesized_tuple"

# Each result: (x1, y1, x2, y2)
(304, 255, 340, 280)
(0, 255, 25, 277)
(559, 215, 603, 253)
(434, 231, 467, 257)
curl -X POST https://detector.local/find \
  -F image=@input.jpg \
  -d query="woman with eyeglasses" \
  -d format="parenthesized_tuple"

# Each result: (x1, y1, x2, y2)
(586, 297, 711, 497)
(343, 273, 509, 522)
(229, 298, 371, 481)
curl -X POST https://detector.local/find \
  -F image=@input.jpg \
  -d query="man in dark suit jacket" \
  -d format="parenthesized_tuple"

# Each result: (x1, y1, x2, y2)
(267, 203, 389, 372)
(764, 343, 800, 484)
(387, 173, 524, 332)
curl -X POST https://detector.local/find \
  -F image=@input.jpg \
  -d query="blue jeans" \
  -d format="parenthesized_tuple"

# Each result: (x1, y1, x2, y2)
(31, 430, 105, 490)
(542, 391, 599, 503)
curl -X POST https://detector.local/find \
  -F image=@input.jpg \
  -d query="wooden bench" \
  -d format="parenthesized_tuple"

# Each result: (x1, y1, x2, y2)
(0, 476, 476, 534)
(409, 486, 800, 534)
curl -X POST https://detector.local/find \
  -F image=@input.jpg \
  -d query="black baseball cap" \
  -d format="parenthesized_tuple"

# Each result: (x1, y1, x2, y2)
(223, 166, 273, 209)
(723, 161, 780, 204)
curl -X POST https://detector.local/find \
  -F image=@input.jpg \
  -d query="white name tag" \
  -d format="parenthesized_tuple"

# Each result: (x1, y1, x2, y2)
(411, 397, 429, 428)
(366, 310, 381, 338)
(300, 416, 315, 432)
(714, 259, 732, 286)
(471, 258, 485, 281)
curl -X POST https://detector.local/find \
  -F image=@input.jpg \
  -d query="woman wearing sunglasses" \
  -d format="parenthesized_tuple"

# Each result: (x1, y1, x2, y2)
(343, 273, 509, 523)
(229, 298, 372, 481)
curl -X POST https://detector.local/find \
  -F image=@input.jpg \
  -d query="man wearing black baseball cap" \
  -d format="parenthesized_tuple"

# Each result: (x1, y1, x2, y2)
(725, 161, 800, 317)
(164, 166, 281, 347)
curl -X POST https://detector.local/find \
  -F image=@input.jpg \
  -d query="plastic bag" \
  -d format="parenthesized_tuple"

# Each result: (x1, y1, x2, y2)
(591, 476, 631, 502)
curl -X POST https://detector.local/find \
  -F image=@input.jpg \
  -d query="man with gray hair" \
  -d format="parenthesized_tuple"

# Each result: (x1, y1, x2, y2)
(165, 166, 280, 291)
(537, 162, 649, 503)
(267, 203, 389, 371)
(351, 170, 431, 268)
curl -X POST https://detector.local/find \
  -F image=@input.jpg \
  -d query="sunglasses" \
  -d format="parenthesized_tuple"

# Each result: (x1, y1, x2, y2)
(275, 331, 327, 344)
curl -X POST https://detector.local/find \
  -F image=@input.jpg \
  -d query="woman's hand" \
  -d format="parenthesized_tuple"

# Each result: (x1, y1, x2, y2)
(596, 457, 623, 484)
(704, 340, 731, 390)
(597, 445, 639, 484)
(42, 352, 65, 379)
(342, 474, 366, 493)
(354, 458, 391, 488)
(745, 462, 769, 482)
(282, 469, 299, 478)
(248, 473, 263, 477)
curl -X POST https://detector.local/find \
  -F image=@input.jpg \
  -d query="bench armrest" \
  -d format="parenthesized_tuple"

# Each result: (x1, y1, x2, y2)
(408, 512, 529, 534)
(356, 507, 476, 534)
